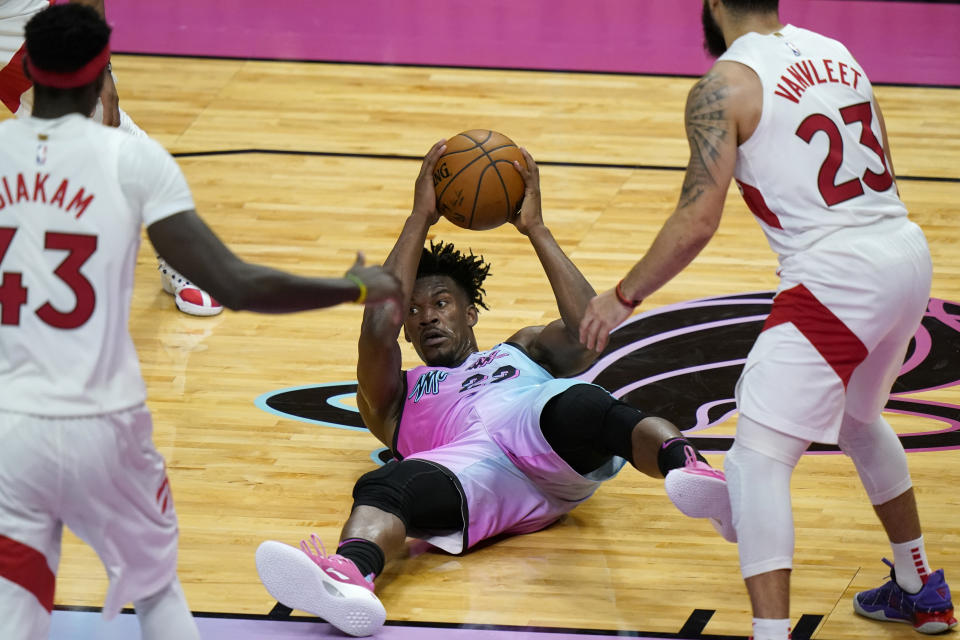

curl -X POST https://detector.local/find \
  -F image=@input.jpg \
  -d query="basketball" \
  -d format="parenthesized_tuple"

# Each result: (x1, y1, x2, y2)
(433, 130, 526, 230)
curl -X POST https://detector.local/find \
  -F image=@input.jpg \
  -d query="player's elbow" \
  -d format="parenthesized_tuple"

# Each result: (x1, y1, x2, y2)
(678, 207, 721, 251)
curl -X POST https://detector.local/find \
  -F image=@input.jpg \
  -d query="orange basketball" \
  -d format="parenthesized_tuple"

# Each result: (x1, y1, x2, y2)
(433, 130, 525, 230)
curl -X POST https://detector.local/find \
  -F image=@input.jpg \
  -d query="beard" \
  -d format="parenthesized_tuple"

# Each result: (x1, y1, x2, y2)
(702, 1, 728, 58)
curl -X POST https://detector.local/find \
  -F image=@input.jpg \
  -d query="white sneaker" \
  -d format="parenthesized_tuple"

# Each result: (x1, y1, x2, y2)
(256, 536, 386, 637)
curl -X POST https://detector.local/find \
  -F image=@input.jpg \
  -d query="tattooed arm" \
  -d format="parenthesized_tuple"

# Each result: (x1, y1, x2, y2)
(579, 62, 759, 352)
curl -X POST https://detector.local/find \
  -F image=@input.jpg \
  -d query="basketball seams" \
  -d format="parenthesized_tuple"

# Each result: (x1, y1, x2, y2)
(460, 130, 493, 148)
(487, 158, 520, 221)
(468, 163, 496, 229)
(436, 142, 518, 212)
(436, 130, 523, 230)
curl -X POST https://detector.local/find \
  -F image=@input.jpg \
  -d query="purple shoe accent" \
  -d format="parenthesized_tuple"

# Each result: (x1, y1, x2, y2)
(853, 559, 958, 634)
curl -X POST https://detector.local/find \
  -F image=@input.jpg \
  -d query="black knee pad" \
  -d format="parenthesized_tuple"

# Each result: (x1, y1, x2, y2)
(540, 383, 647, 473)
(352, 459, 463, 531)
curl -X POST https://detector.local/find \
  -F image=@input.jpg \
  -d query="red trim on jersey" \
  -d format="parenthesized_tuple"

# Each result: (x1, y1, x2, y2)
(737, 179, 783, 230)
(0, 45, 33, 114)
(762, 284, 868, 388)
(0, 0, 59, 113)
(0, 535, 55, 612)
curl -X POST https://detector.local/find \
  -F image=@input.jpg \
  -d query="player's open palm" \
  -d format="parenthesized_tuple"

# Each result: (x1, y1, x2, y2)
(346, 253, 402, 319)
(511, 148, 542, 236)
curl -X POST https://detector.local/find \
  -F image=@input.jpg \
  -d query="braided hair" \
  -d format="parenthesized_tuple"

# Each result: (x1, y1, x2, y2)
(417, 240, 491, 310)
(25, 4, 110, 76)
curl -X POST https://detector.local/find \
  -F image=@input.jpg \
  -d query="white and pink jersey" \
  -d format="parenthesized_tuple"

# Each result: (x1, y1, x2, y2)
(0, 114, 194, 415)
(394, 342, 625, 553)
(719, 24, 907, 259)
(395, 342, 582, 458)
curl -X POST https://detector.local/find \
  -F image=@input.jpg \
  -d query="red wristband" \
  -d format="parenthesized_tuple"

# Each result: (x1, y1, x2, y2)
(615, 280, 641, 309)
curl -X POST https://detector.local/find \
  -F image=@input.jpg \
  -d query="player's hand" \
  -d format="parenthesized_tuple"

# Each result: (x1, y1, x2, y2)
(99, 70, 120, 127)
(346, 252, 402, 323)
(411, 139, 447, 225)
(510, 148, 543, 236)
(579, 288, 634, 352)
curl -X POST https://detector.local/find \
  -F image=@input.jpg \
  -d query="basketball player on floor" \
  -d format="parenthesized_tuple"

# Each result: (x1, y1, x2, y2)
(0, 6, 403, 639)
(578, 1, 955, 638)
(0, 0, 221, 316)
(254, 141, 734, 637)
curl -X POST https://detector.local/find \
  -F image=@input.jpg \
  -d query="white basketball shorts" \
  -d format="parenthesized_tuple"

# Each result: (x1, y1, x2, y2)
(0, 405, 178, 637)
(736, 217, 932, 444)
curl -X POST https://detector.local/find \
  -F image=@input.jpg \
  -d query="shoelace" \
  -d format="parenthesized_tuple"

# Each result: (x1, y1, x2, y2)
(157, 257, 193, 288)
(683, 444, 698, 467)
(300, 533, 358, 575)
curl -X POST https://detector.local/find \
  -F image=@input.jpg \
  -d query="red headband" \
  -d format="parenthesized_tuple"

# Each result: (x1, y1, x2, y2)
(25, 44, 110, 89)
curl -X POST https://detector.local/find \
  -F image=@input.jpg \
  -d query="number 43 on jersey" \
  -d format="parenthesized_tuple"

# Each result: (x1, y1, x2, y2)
(0, 227, 97, 329)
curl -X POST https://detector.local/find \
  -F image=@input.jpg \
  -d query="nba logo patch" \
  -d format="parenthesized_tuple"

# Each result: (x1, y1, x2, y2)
(36, 142, 47, 166)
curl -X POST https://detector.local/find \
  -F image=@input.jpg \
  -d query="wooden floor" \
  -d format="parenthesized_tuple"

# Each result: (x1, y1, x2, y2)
(11, 55, 960, 638)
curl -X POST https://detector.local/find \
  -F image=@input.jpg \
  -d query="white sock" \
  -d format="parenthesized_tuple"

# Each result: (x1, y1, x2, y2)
(134, 577, 201, 640)
(892, 536, 930, 593)
(751, 617, 791, 640)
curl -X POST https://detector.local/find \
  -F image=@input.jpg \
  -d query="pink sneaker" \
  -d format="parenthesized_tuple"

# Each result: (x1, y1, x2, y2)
(664, 445, 736, 542)
(255, 535, 385, 637)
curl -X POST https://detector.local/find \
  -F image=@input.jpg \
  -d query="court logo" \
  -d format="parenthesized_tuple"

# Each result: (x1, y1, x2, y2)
(256, 292, 960, 454)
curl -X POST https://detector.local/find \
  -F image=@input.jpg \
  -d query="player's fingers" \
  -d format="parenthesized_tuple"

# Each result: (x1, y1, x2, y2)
(423, 140, 447, 169)
(520, 148, 539, 180)
(518, 147, 536, 172)
(351, 251, 365, 270)
(417, 140, 445, 179)
(579, 315, 594, 349)
(595, 329, 609, 353)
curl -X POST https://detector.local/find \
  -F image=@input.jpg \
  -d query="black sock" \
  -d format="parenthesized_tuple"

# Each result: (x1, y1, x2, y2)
(656, 437, 708, 476)
(336, 539, 385, 580)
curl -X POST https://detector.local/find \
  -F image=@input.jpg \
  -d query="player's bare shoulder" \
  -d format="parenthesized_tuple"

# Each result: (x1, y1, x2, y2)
(697, 61, 763, 145)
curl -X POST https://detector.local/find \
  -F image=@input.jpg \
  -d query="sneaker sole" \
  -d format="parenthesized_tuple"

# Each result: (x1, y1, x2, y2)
(255, 541, 386, 637)
(853, 595, 957, 634)
(174, 297, 224, 316)
(664, 468, 737, 543)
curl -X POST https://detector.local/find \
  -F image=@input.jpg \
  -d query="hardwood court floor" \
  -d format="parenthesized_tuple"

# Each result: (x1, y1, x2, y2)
(9, 55, 960, 639)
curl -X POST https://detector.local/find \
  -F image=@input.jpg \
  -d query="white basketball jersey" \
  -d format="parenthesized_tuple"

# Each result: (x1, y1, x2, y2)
(0, 0, 49, 65)
(0, 114, 194, 415)
(719, 25, 907, 258)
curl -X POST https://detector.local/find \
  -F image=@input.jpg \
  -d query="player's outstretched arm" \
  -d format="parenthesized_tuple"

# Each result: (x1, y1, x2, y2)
(506, 148, 598, 378)
(579, 63, 747, 353)
(356, 140, 446, 444)
(147, 210, 401, 313)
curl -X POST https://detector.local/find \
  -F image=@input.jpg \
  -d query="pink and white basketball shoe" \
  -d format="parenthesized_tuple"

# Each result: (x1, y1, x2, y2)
(664, 445, 737, 542)
(256, 535, 386, 637)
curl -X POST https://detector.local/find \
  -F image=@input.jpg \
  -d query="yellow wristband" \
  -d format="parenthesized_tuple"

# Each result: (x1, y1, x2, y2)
(345, 273, 367, 304)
